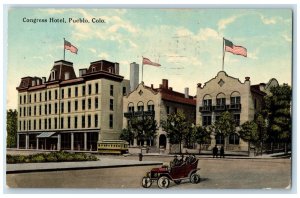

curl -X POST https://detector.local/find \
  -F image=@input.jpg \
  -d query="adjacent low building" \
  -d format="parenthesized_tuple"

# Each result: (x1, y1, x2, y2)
(16, 59, 129, 151)
(196, 71, 278, 151)
(123, 79, 196, 153)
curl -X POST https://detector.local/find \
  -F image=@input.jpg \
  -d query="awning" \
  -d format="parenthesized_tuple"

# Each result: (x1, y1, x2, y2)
(37, 132, 56, 138)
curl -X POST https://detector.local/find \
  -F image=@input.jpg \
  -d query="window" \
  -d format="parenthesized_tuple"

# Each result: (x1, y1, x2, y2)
(44, 104, 47, 115)
(128, 106, 134, 112)
(61, 102, 64, 113)
(29, 107, 31, 116)
(61, 117, 64, 129)
(34, 94, 36, 102)
(39, 93, 42, 102)
(68, 101, 71, 113)
(174, 108, 178, 113)
(203, 99, 212, 106)
(54, 118, 57, 129)
(23, 107, 26, 116)
(67, 116, 71, 129)
(23, 95, 26, 103)
(29, 95, 31, 103)
(216, 134, 225, 145)
(94, 114, 98, 128)
(82, 99, 86, 110)
(55, 90, 58, 99)
(110, 99, 114, 111)
(44, 118, 47, 129)
(95, 97, 98, 109)
(148, 104, 154, 111)
(110, 85, 114, 96)
(109, 114, 113, 128)
(39, 119, 41, 130)
(75, 87, 78, 97)
(61, 89, 64, 99)
(82, 85, 86, 96)
(123, 87, 126, 95)
(88, 98, 92, 109)
(48, 91, 51, 100)
(34, 120, 36, 130)
(55, 103, 58, 114)
(166, 106, 170, 114)
(19, 108, 22, 117)
(68, 88, 71, 98)
(28, 120, 31, 130)
(82, 116, 85, 128)
(216, 98, 226, 105)
(137, 102, 144, 112)
(74, 116, 78, 129)
(39, 105, 41, 115)
(48, 104, 51, 114)
(19, 121, 21, 131)
(75, 100, 78, 111)
(23, 120, 26, 130)
(45, 92, 47, 101)
(88, 115, 91, 128)
(229, 133, 240, 145)
(48, 118, 51, 129)
(20, 96, 22, 104)
(88, 84, 92, 95)
(230, 96, 241, 104)
(202, 116, 212, 126)
(34, 106, 36, 116)
(234, 114, 240, 126)
(95, 83, 99, 94)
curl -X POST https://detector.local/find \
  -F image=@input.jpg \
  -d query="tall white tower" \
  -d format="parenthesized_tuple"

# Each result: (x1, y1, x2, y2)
(130, 62, 139, 91)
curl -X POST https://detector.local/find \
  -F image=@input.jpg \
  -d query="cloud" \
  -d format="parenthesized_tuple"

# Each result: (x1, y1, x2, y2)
(282, 34, 292, 42)
(39, 9, 68, 14)
(98, 52, 109, 60)
(89, 48, 97, 54)
(195, 28, 220, 41)
(218, 16, 238, 31)
(260, 14, 277, 25)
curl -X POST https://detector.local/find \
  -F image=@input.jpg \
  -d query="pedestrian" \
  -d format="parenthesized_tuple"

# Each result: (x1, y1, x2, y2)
(212, 145, 218, 158)
(220, 146, 225, 158)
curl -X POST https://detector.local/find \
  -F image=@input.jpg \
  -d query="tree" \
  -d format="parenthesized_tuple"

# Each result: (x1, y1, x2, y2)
(239, 121, 258, 156)
(255, 113, 268, 155)
(7, 109, 18, 148)
(212, 111, 236, 147)
(161, 111, 190, 154)
(191, 126, 211, 153)
(264, 84, 292, 153)
(119, 128, 134, 145)
(130, 115, 158, 146)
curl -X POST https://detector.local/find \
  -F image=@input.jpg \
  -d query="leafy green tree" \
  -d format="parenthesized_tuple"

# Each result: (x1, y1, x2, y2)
(212, 111, 236, 146)
(255, 113, 268, 155)
(191, 126, 211, 153)
(6, 109, 18, 148)
(119, 128, 134, 145)
(130, 116, 158, 146)
(264, 84, 292, 153)
(239, 121, 258, 155)
(161, 111, 190, 154)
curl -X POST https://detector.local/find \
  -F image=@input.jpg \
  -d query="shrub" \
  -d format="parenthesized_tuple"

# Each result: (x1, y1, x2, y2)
(31, 154, 46, 163)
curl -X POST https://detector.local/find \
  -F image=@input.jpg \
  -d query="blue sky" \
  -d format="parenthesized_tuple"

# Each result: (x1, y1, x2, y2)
(7, 8, 292, 109)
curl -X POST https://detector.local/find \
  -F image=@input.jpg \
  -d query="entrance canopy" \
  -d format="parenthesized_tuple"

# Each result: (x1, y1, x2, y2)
(37, 132, 56, 138)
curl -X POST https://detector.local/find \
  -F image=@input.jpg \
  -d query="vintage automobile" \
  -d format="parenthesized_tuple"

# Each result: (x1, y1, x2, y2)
(141, 155, 200, 188)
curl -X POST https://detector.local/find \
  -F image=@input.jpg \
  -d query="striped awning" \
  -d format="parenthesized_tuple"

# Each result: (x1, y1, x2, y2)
(37, 132, 56, 138)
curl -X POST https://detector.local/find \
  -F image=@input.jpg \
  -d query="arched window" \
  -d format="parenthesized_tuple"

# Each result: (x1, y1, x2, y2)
(50, 70, 56, 81)
(137, 101, 144, 112)
(216, 92, 226, 111)
(128, 102, 134, 112)
(230, 91, 241, 104)
(147, 100, 154, 111)
(203, 94, 212, 106)
(229, 133, 240, 145)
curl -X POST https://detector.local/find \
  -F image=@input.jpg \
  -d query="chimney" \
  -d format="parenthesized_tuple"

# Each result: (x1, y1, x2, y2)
(130, 62, 139, 91)
(169, 87, 173, 91)
(115, 63, 119, 75)
(42, 77, 46, 84)
(245, 77, 250, 81)
(151, 84, 154, 89)
(36, 79, 40, 85)
(197, 83, 202, 88)
(159, 84, 163, 89)
(184, 87, 189, 98)
(162, 79, 168, 89)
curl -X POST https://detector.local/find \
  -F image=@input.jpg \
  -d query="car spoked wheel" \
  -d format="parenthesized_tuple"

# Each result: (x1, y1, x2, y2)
(141, 177, 152, 188)
(190, 173, 200, 184)
(157, 176, 170, 188)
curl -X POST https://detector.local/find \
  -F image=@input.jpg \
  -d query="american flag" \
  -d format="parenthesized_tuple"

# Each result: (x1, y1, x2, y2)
(224, 38, 247, 57)
(142, 57, 161, 66)
(64, 40, 78, 54)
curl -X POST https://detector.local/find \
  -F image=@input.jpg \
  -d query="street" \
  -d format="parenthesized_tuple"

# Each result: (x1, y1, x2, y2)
(6, 155, 291, 189)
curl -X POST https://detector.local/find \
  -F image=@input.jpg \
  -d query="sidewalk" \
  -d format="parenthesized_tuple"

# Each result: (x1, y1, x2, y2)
(6, 157, 163, 174)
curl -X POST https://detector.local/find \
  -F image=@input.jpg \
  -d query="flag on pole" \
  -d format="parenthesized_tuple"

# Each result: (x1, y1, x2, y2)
(142, 57, 161, 66)
(64, 40, 78, 54)
(224, 38, 247, 57)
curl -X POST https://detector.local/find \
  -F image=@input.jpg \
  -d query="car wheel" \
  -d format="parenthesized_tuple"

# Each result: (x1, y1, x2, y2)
(174, 180, 181, 185)
(141, 176, 152, 188)
(157, 176, 170, 188)
(190, 173, 200, 184)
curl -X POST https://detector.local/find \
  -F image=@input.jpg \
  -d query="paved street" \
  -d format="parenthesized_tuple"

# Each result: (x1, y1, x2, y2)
(6, 155, 291, 190)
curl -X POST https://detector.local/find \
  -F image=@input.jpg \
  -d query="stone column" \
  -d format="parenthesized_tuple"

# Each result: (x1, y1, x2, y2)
(25, 134, 29, 149)
(84, 132, 87, 151)
(57, 134, 61, 151)
(17, 134, 19, 149)
(36, 138, 39, 150)
(71, 133, 74, 150)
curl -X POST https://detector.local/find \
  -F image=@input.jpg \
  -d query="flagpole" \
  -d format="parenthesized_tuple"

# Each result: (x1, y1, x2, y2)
(63, 38, 65, 61)
(142, 61, 144, 83)
(222, 37, 225, 71)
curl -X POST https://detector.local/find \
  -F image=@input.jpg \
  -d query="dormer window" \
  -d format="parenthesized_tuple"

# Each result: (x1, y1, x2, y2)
(50, 70, 56, 81)
(108, 67, 113, 73)
(92, 67, 96, 72)
(65, 72, 70, 80)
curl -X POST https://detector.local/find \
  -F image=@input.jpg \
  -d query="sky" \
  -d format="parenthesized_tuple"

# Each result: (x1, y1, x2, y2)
(6, 8, 292, 110)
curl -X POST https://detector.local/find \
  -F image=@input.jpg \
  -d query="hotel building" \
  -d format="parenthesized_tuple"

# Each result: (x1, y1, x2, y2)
(196, 71, 278, 151)
(16, 59, 129, 151)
